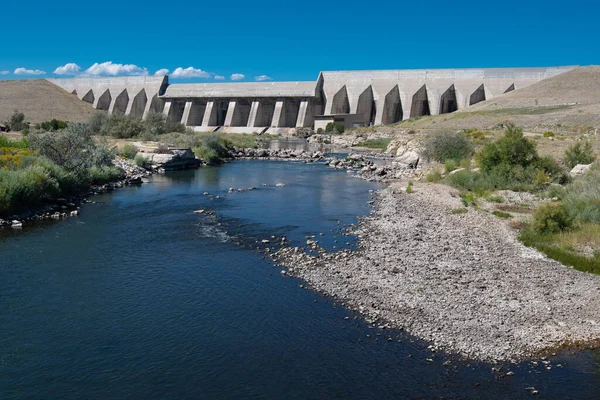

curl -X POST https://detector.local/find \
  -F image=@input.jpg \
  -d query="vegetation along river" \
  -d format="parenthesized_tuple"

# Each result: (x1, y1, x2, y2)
(2, 160, 600, 399)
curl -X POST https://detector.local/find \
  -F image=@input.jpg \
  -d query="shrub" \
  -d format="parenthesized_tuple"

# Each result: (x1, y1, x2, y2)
(543, 131, 555, 138)
(532, 203, 572, 234)
(39, 119, 68, 131)
(317, 128, 323, 134)
(87, 113, 108, 135)
(7, 110, 29, 131)
(562, 163, 600, 224)
(477, 124, 537, 172)
(119, 144, 139, 159)
(425, 171, 442, 182)
(134, 154, 151, 169)
(0, 166, 60, 212)
(88, 166, 124, 184)
(564, 141, 595, 168)
(325, 122, 334, 132)
(0, 135, 29, 149)
(444, 159, 458, 173)
(334, 123, 345, 134)
(100, 114, 144, 139)
(423, 132, 474, 163)
(492, 210, 512, 219)
(195, 134, 231, 164)
(28, 123, 114, 178)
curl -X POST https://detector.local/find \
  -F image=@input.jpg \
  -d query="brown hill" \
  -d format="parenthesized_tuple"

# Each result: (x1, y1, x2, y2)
(392, 66, 600, 133)
(0, 79, 97, 125)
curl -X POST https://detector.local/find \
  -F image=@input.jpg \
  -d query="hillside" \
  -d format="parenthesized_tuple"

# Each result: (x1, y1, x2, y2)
(392, 66, 600, 133)
(0, 79, 97, 125)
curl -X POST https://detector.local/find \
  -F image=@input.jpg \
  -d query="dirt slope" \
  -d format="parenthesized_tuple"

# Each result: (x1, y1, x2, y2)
(0, 79, 97, 125)
(394, 66, 600, 133)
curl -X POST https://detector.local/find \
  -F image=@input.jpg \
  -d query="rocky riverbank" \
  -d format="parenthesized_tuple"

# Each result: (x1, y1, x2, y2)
(271, 182, 600, 362)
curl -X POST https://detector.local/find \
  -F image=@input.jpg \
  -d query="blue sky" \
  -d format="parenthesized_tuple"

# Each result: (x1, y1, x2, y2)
(2, 0, 598, 82)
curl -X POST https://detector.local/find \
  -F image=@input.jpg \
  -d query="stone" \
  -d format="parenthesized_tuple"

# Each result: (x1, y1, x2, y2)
(393, 151, 420, 168)
(275, 183, 285, 187)
(11, 220, 22, 228)
(449, 168, 466, 175)
(570, 163, 593, 177)
(193, 209, 205, 214)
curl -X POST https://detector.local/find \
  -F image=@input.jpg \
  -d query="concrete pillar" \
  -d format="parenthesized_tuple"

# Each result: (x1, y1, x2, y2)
(296, 100, 309, 127)
(162, 100, 172, 118)
(202, 101, 215, 126)
(181, 100, 193, 125)
(223, 101, 237, 126)
(373, 100, 385, 125)
(142, 99, 154, 119)
(107, 96, 118, 115)
(271, 99, 284, 127)
(247, 100, 260, 127)
(125, 99, 134, 116)
(426, 89, 440, 116)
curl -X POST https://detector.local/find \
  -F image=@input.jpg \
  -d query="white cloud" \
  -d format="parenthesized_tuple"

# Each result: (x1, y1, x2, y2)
(230, 73, 245, 81)
(83, 61, 148, 76)
(171, 67, 211, 79)
(14, 67, 46, 76)
(0, 71, 9, 76)
(255, 75, 272, 81)
(154, 68, 169, 76)
(53, 63, 81, 75)
(214, 75, 225, 80)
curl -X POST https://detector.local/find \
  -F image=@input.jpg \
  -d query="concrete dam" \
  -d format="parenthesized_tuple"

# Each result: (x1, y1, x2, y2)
(48, 66, 575, 133)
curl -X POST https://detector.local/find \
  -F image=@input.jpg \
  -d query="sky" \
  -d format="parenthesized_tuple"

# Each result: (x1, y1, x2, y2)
(2, 0, 598, 82)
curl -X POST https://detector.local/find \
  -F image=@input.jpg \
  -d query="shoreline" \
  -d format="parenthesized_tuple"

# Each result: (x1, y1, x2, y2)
(271, 182, 600, 362)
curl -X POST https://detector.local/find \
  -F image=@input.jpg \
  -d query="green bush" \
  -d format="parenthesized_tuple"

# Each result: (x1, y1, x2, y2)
(100, 114, 144, 139)
(423, 132, 474, 163)
(334, 123, 345, 134)
(39, 119, 68, 131)
(134, 154, 151, 169)
(532, 203, 572, 234)
(194, 134, 231, 164)
(316, 128, 323, 134)
(562, 163, 600, 224)
(88, 166, 124, 184)
(492, 210, 512, 219)
(0, 135, 28, 149)
(425, 170, 442, 182)
(543, 131, 555, 138)
(477, 124, 537, 172)
(119, 144, 139, 159)
(444, 159, 458, 173)
(0, 166, 60, 212)
(564, 141, 595, 168)
(7, 110, 29, 131)
(325, 122, 334, 132)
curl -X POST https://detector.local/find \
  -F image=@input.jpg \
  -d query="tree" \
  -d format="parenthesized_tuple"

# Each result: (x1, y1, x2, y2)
(564, 141, 595, 168)
(8, 110, 29, 131)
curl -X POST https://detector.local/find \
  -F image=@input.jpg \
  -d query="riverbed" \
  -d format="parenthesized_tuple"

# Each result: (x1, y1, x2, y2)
(1, 160, 600, 399)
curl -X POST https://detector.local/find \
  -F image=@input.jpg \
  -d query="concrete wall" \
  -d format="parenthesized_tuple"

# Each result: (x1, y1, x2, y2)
(47, 66, 576, 132)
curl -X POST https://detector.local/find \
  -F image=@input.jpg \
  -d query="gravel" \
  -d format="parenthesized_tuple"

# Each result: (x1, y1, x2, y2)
(272, 182, 600, 362)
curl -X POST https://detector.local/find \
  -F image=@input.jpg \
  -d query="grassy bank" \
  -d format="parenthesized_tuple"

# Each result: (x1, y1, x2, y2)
(0, 112, 126, 216)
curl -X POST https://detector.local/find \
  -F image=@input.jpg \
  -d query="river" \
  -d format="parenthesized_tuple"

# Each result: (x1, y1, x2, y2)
(1, 160, 600, 399)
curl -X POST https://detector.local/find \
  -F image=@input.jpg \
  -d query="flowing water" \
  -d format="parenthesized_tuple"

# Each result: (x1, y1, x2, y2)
(1, 160, 600, 399)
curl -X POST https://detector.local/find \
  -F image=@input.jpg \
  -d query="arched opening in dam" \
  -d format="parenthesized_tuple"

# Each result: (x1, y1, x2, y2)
(331, 86, 350, 114)
(113, 90, 129, 115)
(255, 99, 275, 127)
(357, 86, 375, 126)
(504, 83, 515, 93)
(187, 100, 206, 126)
(71, 89, 77, 95)
(280, 99, 300, 127)
(167, 100, 186, 123)
(82, 90, 94, 104)
(96, 90, 112, 112)
(469, 84, 486, 105)
(231, 99, 252, 127)
(130, 90, 148, 118)
(439, 85, 458, 114)
(410, 85, 430, 118)
(205, 101, 229, 126)
(382, 86, 403, 124)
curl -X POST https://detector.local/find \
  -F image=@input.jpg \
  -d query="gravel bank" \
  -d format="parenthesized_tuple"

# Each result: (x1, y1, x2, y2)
(272, 182, 600, 362)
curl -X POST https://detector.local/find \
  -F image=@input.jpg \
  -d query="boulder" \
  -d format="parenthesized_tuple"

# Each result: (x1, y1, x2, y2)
(393, 151, 420, 168)
(570, 163, 593, 177)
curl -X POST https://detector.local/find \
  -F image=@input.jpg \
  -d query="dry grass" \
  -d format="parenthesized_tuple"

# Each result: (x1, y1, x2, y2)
(0, 79, 97, 124)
